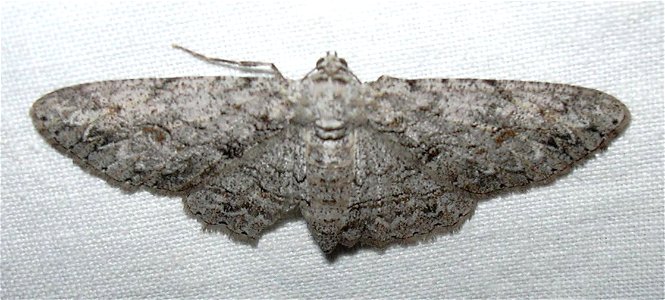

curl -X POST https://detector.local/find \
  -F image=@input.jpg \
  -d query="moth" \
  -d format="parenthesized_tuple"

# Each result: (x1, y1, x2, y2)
(31, 46, 629, 253)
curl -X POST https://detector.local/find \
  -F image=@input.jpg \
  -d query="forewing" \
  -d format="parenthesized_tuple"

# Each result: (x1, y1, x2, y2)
(31, 76, 292, 192)
(367, 76, 629, 194)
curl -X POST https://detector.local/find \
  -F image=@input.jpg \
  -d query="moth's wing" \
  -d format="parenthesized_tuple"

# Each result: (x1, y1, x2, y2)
(31, 76, 294, 192)
(367, 76, 629, 195)
(338, 128, 476, 248)
(185, 127, 306, 238)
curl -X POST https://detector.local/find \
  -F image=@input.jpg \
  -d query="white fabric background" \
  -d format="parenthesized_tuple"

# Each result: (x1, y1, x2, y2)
(2, 1, 663, 298)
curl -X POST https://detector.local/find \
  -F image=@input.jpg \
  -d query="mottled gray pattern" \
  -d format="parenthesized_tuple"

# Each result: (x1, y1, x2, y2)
(31, 53, 629, 253)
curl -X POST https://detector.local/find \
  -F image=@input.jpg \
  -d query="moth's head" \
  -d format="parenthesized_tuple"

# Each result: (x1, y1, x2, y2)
(315, 51, 348, 73)
(305, 52, 359, 83)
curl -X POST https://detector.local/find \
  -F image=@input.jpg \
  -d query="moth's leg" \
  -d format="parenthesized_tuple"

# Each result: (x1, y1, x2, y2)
(172, 44, 284, 79)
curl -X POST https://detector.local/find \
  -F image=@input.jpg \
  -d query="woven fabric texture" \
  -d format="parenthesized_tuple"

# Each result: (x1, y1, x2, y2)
(2, 2, 663, 298)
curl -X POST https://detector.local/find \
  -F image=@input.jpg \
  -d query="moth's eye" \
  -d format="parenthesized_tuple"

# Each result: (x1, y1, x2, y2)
(316, 58, 324, 68)
(339, 58, 348, 67)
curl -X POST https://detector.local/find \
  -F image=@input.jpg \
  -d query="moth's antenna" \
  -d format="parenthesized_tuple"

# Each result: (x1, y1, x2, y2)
(172, 44, 284, 79)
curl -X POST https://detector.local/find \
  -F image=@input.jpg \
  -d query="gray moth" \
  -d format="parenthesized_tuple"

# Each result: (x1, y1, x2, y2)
(31, 47, 629, 253)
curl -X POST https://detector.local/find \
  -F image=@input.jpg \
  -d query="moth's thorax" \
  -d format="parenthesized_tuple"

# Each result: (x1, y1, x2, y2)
(292, 78, 367, 140)
(288, 53, 368, 134)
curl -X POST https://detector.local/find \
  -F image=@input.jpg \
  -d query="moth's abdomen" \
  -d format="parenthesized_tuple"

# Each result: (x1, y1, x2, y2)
(300, 124, 356, 253)
(314, 118, 347, 140)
